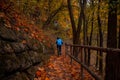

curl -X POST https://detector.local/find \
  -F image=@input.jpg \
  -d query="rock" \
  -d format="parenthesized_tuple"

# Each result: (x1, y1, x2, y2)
(16, 52, 32, 70)
(0, 18, 53, 80)
(25, 66, 38, 79)
(10, 42, 27, 53)
(0, 54, 20, 74)
(0, 41, 14, 53)
(27, 38, 43, 52)
(28, 51, 42, 64)
(0, 24, 44, 80)
(0, 26, 18, 42)
(2, 72, 29, 80)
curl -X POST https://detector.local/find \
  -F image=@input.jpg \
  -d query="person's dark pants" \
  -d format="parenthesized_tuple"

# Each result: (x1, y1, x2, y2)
(57, 45, 61, 56)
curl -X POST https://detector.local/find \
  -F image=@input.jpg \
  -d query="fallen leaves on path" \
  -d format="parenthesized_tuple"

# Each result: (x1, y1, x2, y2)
(34, 53, 94, 80)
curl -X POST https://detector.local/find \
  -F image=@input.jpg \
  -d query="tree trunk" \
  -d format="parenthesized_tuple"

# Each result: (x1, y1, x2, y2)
(67, 0, 82, 57)
(105, 0, 119, 80)
(43, 5, 63, 29)
(87, 0, 94, 66)
(97, 0, 103, 74)
(96, 33, 99, 68)
(118, 19, 120, 49)
(78, 0, 88, 64)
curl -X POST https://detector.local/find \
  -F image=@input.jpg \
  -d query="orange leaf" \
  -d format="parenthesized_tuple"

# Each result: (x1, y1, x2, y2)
(45, 77, 50, 80)
(22, 40, 26, 44)
(36, 70, 41, 77)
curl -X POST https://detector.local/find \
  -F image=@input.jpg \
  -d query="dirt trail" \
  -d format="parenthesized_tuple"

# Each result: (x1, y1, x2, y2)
(34, 45, 94, 80)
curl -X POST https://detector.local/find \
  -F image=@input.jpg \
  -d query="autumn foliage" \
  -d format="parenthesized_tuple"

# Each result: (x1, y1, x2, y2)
(34, 50, 94, 80)
(0, 8, 53, 48)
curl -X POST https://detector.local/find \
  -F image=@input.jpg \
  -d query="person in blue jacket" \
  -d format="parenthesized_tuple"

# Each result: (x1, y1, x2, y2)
(56, 37, 63, 56)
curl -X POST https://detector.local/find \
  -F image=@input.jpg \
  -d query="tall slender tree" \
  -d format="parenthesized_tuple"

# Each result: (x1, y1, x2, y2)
(67, 0, 87, 57)
(82, 0, 88, 65)
(118, 19, 120, 49)
(67, 0, 83, 57)
(87, 0, 94, 66)
(119, 2, 120, 48)
(97, 0, 103, 74)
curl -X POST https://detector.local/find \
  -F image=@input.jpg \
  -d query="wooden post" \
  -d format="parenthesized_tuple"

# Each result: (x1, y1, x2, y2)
(70, 46, 73, 64)
(81, 47, 84, 80)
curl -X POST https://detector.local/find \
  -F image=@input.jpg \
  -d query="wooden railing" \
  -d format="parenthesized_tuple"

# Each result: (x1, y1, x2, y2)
(65, 43, 120, 80)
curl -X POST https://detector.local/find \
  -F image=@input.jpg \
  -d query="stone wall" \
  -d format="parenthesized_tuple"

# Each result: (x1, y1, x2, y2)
(0, 22, 47, 80)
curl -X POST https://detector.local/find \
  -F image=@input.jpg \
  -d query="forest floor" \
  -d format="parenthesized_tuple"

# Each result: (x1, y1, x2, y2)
(34, 45, 94, 80)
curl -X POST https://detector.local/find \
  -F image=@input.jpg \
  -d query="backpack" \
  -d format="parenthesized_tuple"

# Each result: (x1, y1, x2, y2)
(56, 39, 63, 46)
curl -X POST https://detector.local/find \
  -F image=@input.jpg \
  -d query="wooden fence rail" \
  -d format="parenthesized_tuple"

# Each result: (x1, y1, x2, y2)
(65, 43, 120, 80)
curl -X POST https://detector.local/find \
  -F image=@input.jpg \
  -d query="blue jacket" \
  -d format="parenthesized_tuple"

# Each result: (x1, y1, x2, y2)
(56, 38, 63, 46)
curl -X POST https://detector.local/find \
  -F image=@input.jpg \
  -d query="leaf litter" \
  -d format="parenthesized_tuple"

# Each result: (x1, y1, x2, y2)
(34, 46, 94, 80)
